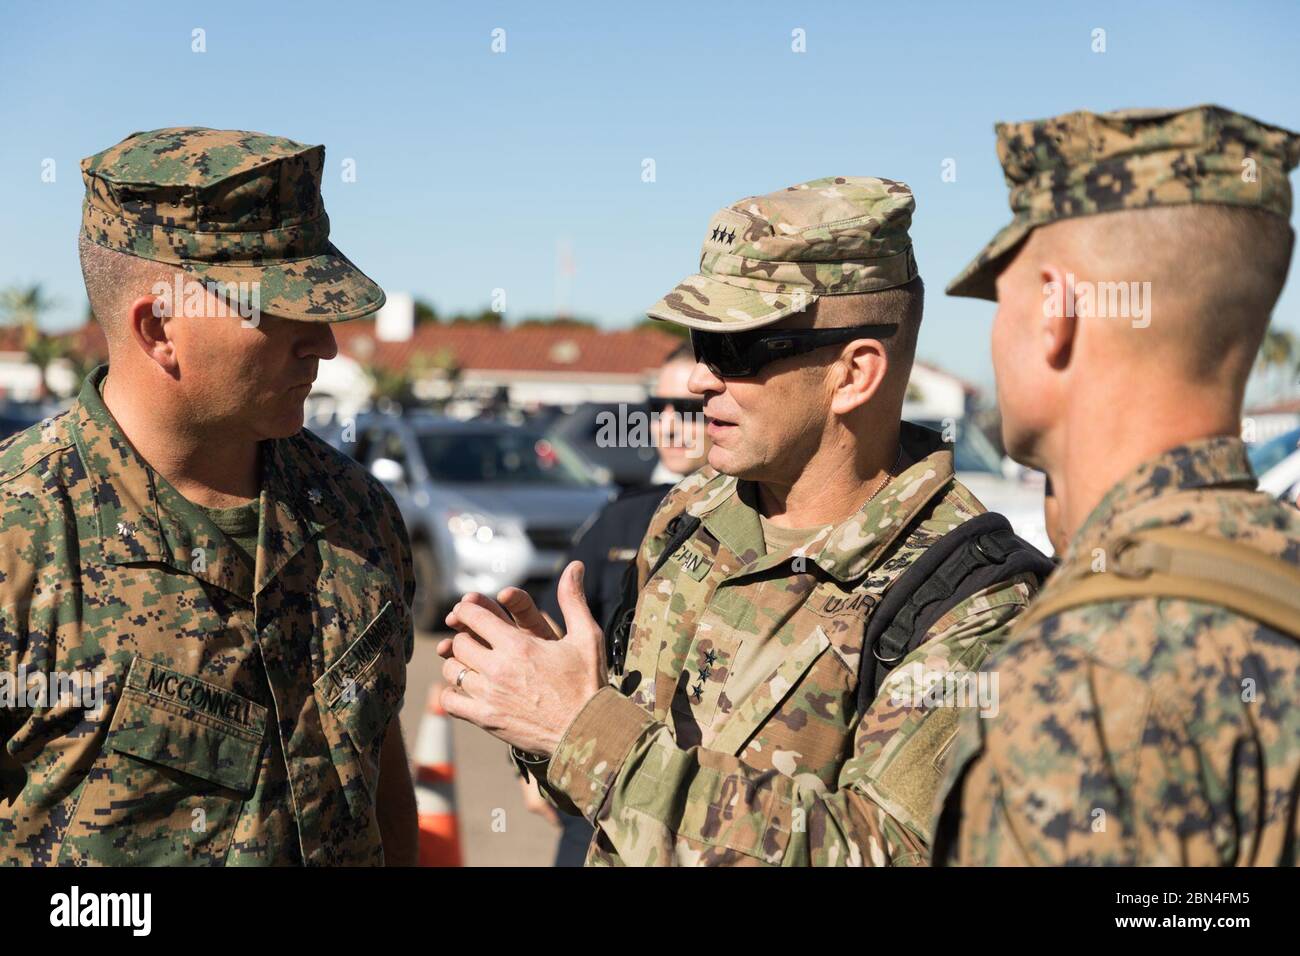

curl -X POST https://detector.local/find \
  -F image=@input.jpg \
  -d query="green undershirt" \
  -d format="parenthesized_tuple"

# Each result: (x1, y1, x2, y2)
(198, 500, 261, 568)
(758, 514, 820, 556)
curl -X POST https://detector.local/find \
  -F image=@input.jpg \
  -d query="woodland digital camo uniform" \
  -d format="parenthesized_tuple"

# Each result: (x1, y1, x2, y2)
(532, 177, 1037, 866)
(934, 105, 1300, 865)
(0, 129, 411, 865)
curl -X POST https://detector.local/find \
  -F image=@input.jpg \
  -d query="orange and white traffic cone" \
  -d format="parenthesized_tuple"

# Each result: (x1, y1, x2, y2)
(414, 683, 463, 867)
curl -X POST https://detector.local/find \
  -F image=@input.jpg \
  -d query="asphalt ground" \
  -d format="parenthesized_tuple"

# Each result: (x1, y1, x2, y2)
(398, 631, 560, 867)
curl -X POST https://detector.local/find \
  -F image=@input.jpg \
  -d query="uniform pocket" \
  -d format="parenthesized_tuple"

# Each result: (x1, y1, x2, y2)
(58, 656, 268, 866)
(709, 625, 835, 755)
(313, 600, 408, 816)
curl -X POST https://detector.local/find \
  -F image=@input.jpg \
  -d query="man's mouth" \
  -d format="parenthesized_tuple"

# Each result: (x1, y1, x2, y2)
(705, 412, 736, 436)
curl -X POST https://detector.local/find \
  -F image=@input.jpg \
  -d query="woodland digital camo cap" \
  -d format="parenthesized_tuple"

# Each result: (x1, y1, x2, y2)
(81, 127, 385, 321)
(647, 176, 919, 332)
(948, 104, 1300, 301)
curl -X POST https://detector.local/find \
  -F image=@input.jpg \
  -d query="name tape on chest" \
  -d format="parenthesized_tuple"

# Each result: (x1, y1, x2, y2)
(128, 657, 265, 733)
(672, 544, 714, 581)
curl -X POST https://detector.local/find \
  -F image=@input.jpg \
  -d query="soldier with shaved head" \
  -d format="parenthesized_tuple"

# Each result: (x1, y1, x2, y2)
(933, 105, 1300, 866)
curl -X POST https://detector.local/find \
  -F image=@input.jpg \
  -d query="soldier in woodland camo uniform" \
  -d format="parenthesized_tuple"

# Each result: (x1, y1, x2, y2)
(933, 105, 1300, 865)
(439, 177, 1046, 866)
(0, 128, 415, 865)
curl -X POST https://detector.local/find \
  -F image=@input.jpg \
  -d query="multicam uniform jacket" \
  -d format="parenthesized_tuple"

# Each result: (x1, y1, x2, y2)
(0, 367, 414, 866)
(933, 438, 1300, 866)
(538, 423, 1037, 866)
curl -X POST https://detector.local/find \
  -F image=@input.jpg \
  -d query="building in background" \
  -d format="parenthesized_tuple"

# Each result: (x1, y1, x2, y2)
(0, 312, 985, 430)
(1245, 396, 1300, 444)
(903, 360, 980, 424)
(0, 327, 44, 401)
(321, 320, 686, 418)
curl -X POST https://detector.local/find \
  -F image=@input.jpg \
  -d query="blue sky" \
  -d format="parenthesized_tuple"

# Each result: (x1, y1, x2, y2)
(2, 0, 1297, 388)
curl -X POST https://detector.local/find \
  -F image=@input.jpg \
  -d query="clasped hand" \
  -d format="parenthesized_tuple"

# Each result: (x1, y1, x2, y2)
(436, 561, 607, 757)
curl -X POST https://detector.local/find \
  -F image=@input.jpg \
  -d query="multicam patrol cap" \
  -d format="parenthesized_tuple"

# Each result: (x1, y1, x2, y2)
(647, 176, 919, 331)
(81, 127, 385, 321)
(948, 104, 1300, 301)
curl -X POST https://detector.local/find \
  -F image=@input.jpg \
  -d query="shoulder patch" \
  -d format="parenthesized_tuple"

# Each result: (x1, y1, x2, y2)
(943, 478, 992, 521)
(0, 412, 75, 486)
(922, 479, 986, 532)
(644, 467, 720, 536)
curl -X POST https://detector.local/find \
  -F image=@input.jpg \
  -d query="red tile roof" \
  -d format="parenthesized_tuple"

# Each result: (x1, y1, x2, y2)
(1, 322, 110, 360)
(59, 322, 109, 361)
(1249, 396, 1300, 415)
(40, 319, 684, 378)
(38, 322, 983, 393)
(332, 321, 684, 376)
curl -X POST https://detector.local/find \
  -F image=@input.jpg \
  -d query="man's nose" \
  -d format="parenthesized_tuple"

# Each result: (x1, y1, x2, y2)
(295, 321, 338, 361)
(687, 361, 722, 396)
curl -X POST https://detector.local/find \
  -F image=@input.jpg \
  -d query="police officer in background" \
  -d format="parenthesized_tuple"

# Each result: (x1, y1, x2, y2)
(527, 343, 711, 865)
(1042, 476, 1067, 559)
(0, 128, 417, 866)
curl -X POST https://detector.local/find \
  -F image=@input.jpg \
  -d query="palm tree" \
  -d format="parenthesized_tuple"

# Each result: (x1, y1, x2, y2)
(1258, 329, 1289, 403)
(1256, 327, 1298, 401)
(0, 284, 59, 401)
(58, 316, 101, 396)
(365, 363, 416, 406)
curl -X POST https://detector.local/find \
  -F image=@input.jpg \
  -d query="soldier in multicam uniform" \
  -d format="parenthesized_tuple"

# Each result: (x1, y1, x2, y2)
(932, 105, 1300, 865)
(0, 128, 417, 865)
(434, 177, 1049, 866)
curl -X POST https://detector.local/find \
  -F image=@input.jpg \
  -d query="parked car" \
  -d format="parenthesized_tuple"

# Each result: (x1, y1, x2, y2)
(1248, 425, 1300, 478)
(911, 418, 1055, 555)
(1254, 427, 1300, 509)
(544, 402, 660, 489)
(0, 407, 43, 442)
(322, 413, 613, 631)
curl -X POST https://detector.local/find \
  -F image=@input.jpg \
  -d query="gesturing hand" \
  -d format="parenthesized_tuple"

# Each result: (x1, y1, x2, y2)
(437, 561, 606, 756)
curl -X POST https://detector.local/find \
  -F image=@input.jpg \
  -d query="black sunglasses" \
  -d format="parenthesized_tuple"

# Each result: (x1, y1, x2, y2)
(690, 324, 898, 378)
(648, 396, 705, 415)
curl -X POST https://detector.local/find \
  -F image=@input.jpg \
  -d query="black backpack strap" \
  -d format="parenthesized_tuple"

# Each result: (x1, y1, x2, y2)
(857, 512, 1054, 711)
(607, 513, 703, 675)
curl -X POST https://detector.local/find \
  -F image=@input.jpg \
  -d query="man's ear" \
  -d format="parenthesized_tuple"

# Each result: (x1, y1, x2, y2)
(828, 338, 888, 415)
(1039, 263, 1076, 371)
(126, 293, 180, 375)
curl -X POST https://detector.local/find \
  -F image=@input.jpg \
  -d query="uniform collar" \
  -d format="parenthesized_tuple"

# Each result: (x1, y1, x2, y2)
(692, 421, 955, 583)
(1066, 435, 1256, 563)
(71, 365, 344, 602)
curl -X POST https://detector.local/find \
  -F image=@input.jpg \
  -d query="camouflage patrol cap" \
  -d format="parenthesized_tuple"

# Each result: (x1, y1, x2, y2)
(80, 127, 385, 321)
(948, 104, 1300, 301)
(647, 176, 919, 331)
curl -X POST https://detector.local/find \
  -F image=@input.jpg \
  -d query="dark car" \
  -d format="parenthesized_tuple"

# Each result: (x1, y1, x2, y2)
(544, 402, 660, 490)
(0, 409, 42, 442)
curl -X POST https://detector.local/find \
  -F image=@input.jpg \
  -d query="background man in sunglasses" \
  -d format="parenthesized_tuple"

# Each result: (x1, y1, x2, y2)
(437, 176, 1047, 865)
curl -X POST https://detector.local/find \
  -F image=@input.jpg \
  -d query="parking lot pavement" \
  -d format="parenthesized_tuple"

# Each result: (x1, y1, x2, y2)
(398, 631, 560, 867)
